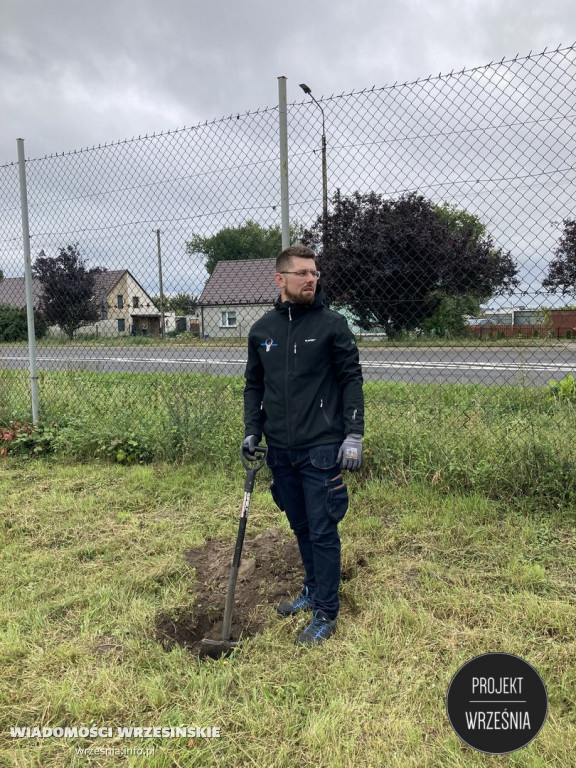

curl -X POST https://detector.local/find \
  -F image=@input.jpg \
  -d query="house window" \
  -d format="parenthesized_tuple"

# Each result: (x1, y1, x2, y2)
(117, 295, 124, 309)
(118, 319, 125, 333)
(132, 296, 139, 308)
(220, 311, 237, 328)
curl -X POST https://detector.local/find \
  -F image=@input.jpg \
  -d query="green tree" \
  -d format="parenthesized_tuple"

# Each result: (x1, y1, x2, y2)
(186, 220, 300, 275)
(152, 293, 199, 315)
(303, 191, 518, 337)
(434, 202, 488, 242)
(33, 245, 104, 340)
(0, 269, 4, 282)
(0, 304, 47, 342)
(421, 294, 482, 337)
(425, 204, 489, 336)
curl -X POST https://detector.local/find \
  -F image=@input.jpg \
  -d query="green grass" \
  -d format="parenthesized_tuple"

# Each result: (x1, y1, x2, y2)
(1, 369, 575, 763)
(0, 458, 575, 766)
(2, 371, 576, 511)
(2, 334, 569, 346)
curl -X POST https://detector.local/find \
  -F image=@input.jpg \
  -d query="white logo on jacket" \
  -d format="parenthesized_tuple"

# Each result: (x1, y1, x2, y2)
(260, 338, 278, 352)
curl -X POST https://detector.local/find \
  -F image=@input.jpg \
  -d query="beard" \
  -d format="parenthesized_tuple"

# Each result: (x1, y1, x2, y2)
(283, 285, 316, 304)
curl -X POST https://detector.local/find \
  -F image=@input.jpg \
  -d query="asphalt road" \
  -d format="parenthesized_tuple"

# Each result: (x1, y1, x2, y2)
(2, 343, 576, 386)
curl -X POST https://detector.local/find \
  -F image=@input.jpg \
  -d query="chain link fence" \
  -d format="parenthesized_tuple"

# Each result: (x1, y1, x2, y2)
(1, 45, 576, 482)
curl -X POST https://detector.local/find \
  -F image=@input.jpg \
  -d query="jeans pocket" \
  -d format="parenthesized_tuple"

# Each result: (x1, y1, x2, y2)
(270, 482, 285, 511)
(310, 444, 340, 470)
(326, 480, 349, 523)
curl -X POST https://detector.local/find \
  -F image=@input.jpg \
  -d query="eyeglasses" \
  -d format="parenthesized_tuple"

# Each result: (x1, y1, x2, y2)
(279, 270, 321, 279)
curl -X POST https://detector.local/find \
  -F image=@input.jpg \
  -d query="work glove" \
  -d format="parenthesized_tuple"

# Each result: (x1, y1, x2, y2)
(337, 434, 363, 471)
(242, 434, 260, 458)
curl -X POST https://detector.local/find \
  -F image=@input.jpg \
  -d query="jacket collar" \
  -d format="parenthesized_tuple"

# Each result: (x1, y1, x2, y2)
(274, 284, 325, 315)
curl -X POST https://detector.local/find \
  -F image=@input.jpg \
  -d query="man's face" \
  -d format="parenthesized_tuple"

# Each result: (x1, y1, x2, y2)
(275, 256, 318, 304)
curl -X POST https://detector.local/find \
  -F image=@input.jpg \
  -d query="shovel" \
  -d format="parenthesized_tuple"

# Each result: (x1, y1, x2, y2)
(200, 443, 268, 658)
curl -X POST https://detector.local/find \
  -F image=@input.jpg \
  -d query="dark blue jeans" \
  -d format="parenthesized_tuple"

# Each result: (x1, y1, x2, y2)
(266, 444, 349, 619)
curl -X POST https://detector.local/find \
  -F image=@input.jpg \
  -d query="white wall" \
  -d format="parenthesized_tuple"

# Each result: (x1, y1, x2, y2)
(200, 304, 273, 338)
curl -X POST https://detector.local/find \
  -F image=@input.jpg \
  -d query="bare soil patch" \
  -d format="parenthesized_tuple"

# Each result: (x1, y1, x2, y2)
(155, 527, 303, 656)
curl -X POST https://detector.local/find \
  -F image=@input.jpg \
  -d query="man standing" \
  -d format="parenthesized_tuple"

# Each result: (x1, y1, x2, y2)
(243, 245, 364, 646)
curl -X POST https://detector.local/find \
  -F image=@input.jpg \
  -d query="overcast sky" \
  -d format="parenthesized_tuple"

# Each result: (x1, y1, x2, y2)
(1, 0, 573, 164)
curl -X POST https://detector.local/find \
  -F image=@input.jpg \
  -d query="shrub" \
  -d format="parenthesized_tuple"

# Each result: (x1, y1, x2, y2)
(549, 374, 576, 402)
(96, 431, 154, 464)
(0, 304, 47, 342)
(0, 421, 56, 456)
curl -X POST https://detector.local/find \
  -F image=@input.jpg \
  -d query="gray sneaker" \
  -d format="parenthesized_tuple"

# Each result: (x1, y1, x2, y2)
(276, 587, 313, 616)
(295, 610, 337, 646)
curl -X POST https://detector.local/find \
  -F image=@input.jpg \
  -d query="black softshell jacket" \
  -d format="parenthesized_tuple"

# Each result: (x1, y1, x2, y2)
(243, 287, 364, 450)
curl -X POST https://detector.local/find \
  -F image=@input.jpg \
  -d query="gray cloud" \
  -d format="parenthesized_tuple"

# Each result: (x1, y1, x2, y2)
(1, 0, 573, 163)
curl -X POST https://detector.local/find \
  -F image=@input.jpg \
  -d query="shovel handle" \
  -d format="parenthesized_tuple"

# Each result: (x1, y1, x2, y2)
(221, 516, 247, 642)
(220, 445, 267, 643)
(240, 444, 268, 472)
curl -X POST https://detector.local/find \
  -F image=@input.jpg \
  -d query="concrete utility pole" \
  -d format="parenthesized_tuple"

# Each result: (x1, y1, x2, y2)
(278, 76, 290, 249)
(17, 138, 39, 423)
(156, 229, 165, 339)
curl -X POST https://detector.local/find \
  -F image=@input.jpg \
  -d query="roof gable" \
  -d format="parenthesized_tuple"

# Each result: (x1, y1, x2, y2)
(199, 259, 278, 305)
(0, 270, 155, 309)
(93, 270, 127, 296)
(0, 278, 42, 309)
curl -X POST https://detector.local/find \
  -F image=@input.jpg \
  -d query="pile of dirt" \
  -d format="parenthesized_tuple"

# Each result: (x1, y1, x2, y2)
(155, 527, 303, 657)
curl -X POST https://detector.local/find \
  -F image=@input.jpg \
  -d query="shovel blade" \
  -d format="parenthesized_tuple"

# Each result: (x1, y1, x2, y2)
(199, 637, 241, 659)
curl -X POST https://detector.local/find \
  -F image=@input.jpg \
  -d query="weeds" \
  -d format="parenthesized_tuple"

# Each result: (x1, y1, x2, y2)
(549, 373, 576, 402)
(2, 372, 576, 510)
(95, 431, 154, 464)
(0, 421, 56, 457)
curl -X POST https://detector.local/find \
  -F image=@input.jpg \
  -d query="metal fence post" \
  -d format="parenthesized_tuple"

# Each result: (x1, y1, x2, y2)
(16, 138, 39, 424)
(156, 229, 165, 339)
(0, 46, 573, 466)
(278, 76, 290, 249)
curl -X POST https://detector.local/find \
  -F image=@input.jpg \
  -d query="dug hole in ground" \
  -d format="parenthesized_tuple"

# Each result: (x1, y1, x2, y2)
(155, 527, 304, 656)
(155, 527, 366, 656)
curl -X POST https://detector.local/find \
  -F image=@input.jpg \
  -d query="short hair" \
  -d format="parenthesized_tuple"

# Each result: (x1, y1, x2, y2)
(276, 244, 317, 273)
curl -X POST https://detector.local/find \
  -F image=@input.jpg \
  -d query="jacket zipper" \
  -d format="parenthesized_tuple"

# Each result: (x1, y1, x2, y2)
(285, 306, 293, 447)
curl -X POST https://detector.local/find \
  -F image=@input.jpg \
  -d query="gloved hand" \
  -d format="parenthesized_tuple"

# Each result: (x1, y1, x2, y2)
(337, 434, 363, 471)
(242, 434, 260, 458)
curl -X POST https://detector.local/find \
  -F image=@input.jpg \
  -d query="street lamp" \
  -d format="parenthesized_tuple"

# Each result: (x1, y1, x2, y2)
(299, 83, 328, 230)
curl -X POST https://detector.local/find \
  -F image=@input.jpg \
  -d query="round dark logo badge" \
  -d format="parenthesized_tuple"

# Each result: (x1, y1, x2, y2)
(446, 652, 548, 754)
